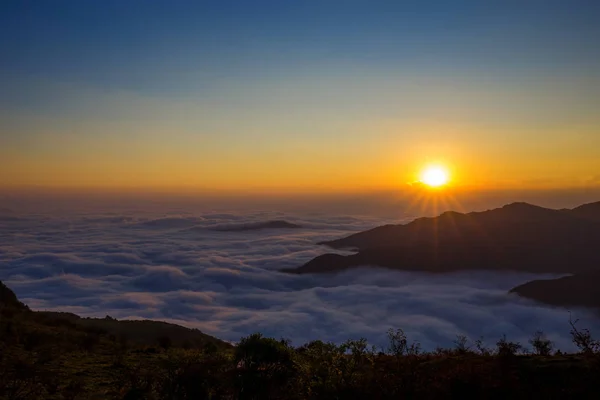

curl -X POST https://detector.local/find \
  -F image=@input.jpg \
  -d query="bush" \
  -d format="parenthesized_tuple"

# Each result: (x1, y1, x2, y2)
(474, 337, 492, 356)
(234, 333, 298, 399)
(569, 317, 599, 355)
(453, 334, 471, 354)
(496, 335, 523, 357)
(529, 331, 554, 356)
(386, 328, 421, 357)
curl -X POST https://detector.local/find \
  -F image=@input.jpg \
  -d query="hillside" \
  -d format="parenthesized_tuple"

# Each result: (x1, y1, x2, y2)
(1, 281, 229, 351)
(284, 201, 600, 276)
(1, 280, 231, 398)
(0, 280, 29, 310)
(3, 280, 600, 399)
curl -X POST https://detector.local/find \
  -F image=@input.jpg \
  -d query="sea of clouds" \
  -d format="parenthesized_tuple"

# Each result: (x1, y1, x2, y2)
(2, 198, 599, 352)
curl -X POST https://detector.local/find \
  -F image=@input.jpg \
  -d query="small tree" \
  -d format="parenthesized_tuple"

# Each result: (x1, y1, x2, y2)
(234, 333, 297, 399)
(453, 335, 471, 354)
(339, 338, 375, 383)
(496, 335, 522, 357)
(474, 337, 492, 356)
(387, 328, 408, 357)
(529, 331, 554, 356)
(569, 315, 599, 355)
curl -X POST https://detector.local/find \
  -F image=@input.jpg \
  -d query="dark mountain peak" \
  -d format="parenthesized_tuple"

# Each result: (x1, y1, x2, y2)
(496, 202, 556, 216)
(431, 210, 468, 223)
(439, 210, 464, 217)
(502, 201, 542, 210)
(473, 201, 570, 224)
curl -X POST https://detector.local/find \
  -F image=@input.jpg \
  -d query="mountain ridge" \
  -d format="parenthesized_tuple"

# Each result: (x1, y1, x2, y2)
(283, 201, 600, 310)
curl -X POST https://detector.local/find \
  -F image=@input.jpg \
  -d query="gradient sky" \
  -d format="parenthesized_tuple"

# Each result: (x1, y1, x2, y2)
(2, 0, 600, 193)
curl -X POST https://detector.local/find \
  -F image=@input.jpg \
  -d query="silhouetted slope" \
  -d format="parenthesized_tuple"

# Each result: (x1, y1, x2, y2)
(510, 271, 600, 310)
(285, 201, 600, 275)
(0, 280, 230, 349)
(569, 201, 600, 221)
(0, 280, 28, 310)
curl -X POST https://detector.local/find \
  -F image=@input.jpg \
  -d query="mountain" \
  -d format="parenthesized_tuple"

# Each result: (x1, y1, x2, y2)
(510, 271, 600, 311)
(283, 201, 600, 275)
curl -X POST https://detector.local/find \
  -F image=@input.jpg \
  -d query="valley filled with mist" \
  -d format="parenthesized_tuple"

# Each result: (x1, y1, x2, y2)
(2, 193, 599, 352)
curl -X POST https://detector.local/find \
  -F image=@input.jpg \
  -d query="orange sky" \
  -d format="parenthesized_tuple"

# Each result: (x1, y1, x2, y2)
(2, 3, 600, 195)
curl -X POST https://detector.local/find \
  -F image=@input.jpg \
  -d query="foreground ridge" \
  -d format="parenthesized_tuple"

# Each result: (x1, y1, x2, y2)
(2, 280, 600, 399)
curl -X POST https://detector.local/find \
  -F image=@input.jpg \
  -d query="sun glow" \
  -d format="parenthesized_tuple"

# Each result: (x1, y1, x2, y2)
(420, 165, 450, 187)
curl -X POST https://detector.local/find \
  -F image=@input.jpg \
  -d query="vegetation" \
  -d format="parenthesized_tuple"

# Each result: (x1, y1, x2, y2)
(2, 281, 600, 399)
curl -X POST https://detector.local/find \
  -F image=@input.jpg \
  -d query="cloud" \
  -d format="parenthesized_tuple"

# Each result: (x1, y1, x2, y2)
(1, 203, 599, 352)
(129, 217, 204, 230)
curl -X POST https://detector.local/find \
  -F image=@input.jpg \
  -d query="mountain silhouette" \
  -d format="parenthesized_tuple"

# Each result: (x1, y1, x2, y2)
(318, 202, 588, 252)
(284, 201, 600, 275)
(282, 201, 600, 309)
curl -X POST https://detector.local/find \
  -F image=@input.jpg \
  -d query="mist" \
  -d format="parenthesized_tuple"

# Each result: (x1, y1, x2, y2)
(2, 193, 599, 351)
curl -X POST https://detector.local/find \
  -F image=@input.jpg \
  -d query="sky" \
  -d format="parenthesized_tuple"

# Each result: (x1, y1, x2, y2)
(2, 0, 600, 193)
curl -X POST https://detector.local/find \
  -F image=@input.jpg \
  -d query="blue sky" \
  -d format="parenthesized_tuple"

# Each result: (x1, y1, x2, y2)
(4, 1, 600, 92)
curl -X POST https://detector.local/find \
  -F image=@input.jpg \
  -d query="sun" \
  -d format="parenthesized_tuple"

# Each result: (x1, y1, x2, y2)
(419, 165, 450, 187)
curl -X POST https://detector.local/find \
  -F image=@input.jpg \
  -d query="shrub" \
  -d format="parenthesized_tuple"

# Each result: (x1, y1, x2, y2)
(474, 337, 492, 356)
(496, 335, 523, 357)
(529, 331, 554, 356)
(234, 333, 298, 399)
(387, 328, 408, 357)
(569, 316, 600, 355)
(453, 334, 471, 354)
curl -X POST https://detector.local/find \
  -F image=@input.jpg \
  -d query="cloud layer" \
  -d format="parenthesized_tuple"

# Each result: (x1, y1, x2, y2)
(1, 202, 599, 351)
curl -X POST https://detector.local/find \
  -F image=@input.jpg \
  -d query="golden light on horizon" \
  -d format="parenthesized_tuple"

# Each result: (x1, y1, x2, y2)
(419, 165, 450, 188)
